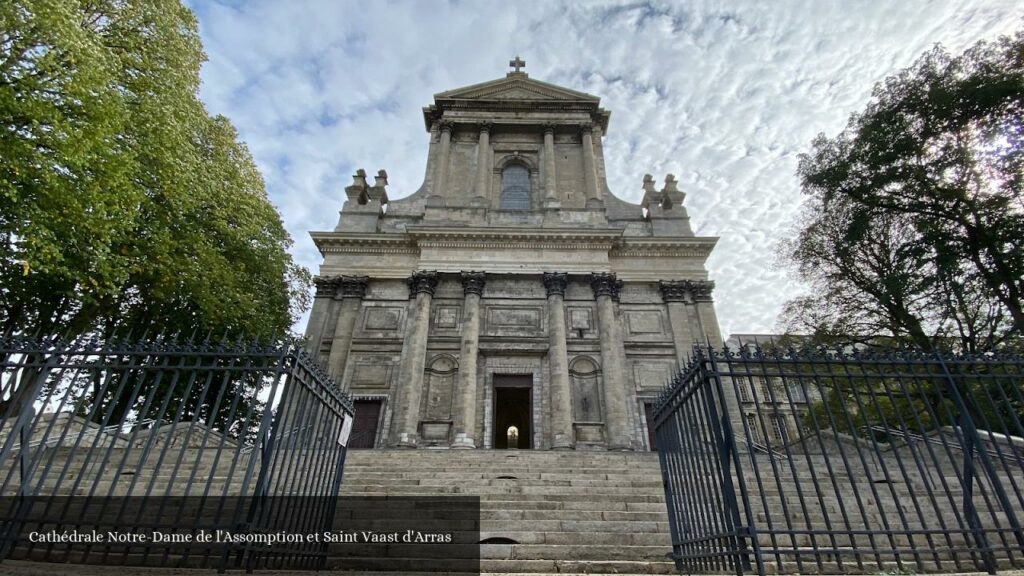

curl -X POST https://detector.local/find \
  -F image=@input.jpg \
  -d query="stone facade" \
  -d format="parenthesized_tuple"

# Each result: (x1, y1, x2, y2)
(306, 61, 723, 450)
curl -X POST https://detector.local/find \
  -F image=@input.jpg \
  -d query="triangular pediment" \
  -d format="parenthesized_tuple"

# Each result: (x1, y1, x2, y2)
(435, 74, 599, 103)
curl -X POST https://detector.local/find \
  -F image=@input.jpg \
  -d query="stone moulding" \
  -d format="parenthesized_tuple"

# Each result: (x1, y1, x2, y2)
(610, 237, 718, 259)
(313, 230, 718, 263)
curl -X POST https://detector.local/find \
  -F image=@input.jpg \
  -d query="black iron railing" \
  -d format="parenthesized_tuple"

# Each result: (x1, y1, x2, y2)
(0, 334, 354, 571)
(653, 346, 1024, 575)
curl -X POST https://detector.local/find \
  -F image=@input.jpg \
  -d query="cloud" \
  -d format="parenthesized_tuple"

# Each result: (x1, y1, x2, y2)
(188, 0, 1022, 337)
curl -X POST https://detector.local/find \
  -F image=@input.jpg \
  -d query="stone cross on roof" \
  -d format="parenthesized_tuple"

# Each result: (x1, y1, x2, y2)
(509, 56, 526, 73)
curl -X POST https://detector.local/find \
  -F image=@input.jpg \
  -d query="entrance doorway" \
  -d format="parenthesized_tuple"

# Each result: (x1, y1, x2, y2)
(493, 375, 532, 449)
(349, 399, 382, 449)
(644, 401, 657, 451)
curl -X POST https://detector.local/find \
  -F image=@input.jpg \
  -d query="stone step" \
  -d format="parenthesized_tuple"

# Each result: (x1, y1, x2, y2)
(475, 531, 671, 546)
(478, 544, 670, 561)
(345, 471, 663, 481)
(342, 478, 664, 488)
(340, 491, 666, 503)
(324, 557, 677, 574)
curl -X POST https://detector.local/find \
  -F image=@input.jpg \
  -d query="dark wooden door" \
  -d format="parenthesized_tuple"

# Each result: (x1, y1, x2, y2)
(349, 400, 382, 448)
(644, 402, 657, 451)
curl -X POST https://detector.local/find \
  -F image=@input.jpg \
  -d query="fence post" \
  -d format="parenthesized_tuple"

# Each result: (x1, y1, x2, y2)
(0, 350, 61, 562)
(933, 349, 1017, 574)
(705, 349, 758, 575)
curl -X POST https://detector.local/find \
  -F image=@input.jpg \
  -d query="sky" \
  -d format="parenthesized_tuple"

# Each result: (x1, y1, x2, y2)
(188, 0, 1021, 338)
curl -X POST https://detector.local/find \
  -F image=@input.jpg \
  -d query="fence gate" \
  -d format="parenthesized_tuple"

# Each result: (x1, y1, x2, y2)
(654, 346, 1024, 575)
(653, 354, 753, 574)
(0, 335, 355, 572)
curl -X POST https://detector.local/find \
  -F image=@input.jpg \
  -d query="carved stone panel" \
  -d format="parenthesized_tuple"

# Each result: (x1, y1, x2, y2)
(569, 356, 603, 423)
(434, 305, 461, 330)
(350, 359, 394, 389)
(631, 361, 674, 391)
(625, 310, 664, 335)
(363, 306, 404, 331)
(484, 305, 544, 337)
(566, 306, 596, 339)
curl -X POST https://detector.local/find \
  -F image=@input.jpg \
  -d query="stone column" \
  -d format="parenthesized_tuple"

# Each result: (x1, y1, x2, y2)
(687, 280, 738, 429)
(453, 271, 485, 449)
(580, 124, 600, 203)
(305, 276, 338, 356)
(433, 121, 453, 195)
(690, 280, 724, 348)
(543, 272, 574, 450)
(325, 276, 368, 382)
(474, 123, 491, 199)
(659, 280, 696, 368)
(591, 273, 631, 450)
(394, 271, 439, 448)
(543, 124, 558, 202)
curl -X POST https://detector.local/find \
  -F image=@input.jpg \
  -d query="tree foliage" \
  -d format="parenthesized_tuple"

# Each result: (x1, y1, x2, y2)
(1, 0, 310, 341)
(780, 32, 1024, 352)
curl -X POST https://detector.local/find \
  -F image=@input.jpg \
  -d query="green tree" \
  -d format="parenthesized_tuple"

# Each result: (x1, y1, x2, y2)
(780, 32, 1024, 353)
(1, 1, 310, 427)
(1, 0, 309, 339)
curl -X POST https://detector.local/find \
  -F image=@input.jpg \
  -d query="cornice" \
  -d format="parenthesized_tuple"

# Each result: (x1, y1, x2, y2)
(406, 226, 625, 250)
(312, 232, 419, 255)
(610, 237, 718, 259)
(313, 229, 718, 259)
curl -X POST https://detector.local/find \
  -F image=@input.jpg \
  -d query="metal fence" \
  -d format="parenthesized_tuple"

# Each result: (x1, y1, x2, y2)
(653, 346, 1024, 575)
(0, 334, 355, 571)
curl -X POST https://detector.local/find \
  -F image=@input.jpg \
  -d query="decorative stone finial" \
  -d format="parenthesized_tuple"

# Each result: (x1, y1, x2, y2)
(353, 169, 368, 187)
(345, 169, 369, 204)
(642, 174, 656, 193)
(367, 169, 389, 206)
(509, 56, 526, 73)
(663, 173, 679, 193)
(659, 173, 686, 210)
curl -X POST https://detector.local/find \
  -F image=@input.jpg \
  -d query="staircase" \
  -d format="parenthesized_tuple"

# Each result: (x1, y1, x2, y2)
(336, 449, 677, 574)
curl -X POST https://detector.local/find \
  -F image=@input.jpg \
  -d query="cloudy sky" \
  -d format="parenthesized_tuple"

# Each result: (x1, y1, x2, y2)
(188, 0, 1020, 337)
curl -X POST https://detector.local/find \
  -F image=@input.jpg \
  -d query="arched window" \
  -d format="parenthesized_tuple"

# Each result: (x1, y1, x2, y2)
(500, 164, 531, 210)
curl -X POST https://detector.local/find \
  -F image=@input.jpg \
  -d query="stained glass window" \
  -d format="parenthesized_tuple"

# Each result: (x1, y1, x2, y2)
(500, 164, 530, 210)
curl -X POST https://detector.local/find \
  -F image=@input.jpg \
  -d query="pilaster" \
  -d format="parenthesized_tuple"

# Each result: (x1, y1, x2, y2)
(326, 276, 369, 382)
(433, 121, 454, 195)
(305, 276, 339, 356)
(474, 123, 491, 200)
(543, 124, 559, 207)
(580, 124, 600, 205)
(659, 280, 696, 367)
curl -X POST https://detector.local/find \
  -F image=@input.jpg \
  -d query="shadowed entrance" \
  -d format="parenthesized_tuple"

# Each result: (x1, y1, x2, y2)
(492, 375, 532, 449)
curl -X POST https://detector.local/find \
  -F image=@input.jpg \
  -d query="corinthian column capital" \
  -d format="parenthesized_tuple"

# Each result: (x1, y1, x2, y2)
(589, 272, 618, 300)
(313, 276, 340, 298)
(542, 272, 568, 297)
(336, 275, 369, 299)
(461, 271, 486, 296)
(407, 271, 439, 298)
(659, 280, 688, 303)
(687, 280, 715, 302)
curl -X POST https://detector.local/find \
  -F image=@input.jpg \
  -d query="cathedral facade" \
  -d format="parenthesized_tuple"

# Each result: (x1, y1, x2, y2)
(305, 60, 723, 451)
